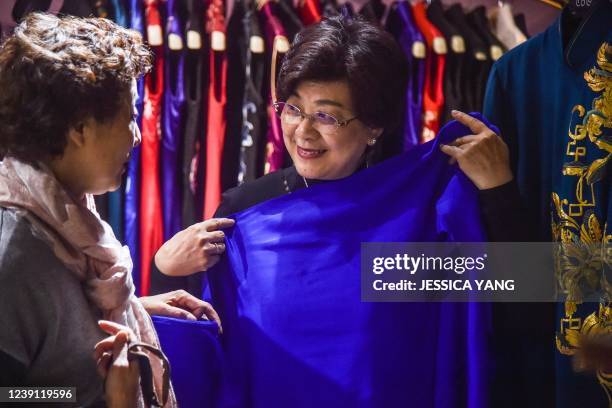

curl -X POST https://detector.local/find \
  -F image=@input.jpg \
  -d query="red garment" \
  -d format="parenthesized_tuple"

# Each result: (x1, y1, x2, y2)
(203, 0, 227, 220)
(261, 2, 287, 174)
(411, 2, 446, 142)
(299, 0, 321, 25)
(140, 0, 164, 296)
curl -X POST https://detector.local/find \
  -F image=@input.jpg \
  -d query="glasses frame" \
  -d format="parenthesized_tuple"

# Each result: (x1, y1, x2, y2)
(273, 101, 359, 128)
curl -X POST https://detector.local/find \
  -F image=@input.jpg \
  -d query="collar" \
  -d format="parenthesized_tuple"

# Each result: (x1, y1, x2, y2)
(562, 0, 612, 71)
(283, 161, 369, 193)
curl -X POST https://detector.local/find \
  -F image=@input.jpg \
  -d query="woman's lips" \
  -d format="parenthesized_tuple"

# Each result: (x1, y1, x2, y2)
(297, 146, 326, 159)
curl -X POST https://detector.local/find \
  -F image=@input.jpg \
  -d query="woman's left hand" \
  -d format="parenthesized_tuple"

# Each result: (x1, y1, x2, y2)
(139, 290, 222, 332)
(440, 110, 513, 190)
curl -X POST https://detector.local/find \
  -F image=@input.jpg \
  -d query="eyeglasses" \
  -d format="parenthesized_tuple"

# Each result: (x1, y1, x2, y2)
(273, 101, 358, 130)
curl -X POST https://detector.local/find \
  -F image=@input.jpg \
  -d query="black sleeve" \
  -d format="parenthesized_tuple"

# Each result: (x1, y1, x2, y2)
(0, 350, 26, 386)
(478, 180, 531, 242)
(149, 186, 254, 297)
(150, 261, 189, 295)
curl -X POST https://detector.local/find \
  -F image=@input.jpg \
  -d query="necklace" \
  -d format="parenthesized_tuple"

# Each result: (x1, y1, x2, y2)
(283, 174, 310, 194)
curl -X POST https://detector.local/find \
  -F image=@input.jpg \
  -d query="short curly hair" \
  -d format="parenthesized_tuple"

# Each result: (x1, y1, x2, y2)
(0, 12, 152, 164)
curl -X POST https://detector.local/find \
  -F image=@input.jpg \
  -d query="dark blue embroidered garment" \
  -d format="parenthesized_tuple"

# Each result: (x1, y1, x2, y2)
(483, 4, 611, 406)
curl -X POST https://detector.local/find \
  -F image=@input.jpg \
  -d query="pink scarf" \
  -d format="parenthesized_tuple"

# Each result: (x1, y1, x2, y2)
(0, 157, 176, 407)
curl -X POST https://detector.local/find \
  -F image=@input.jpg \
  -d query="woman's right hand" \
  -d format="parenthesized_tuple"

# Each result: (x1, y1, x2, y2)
(154, 218, 235, 277)
(94, 320, 139, 408)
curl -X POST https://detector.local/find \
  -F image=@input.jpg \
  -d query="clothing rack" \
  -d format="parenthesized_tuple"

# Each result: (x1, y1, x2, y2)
(0, 0, 559, 295)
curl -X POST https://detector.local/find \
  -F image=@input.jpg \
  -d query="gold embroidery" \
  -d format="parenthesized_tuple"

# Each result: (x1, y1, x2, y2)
(552, 42, 612, 402)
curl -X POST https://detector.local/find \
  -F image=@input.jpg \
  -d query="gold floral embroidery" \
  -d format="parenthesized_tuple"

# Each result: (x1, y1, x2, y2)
(553, 42, 612, 402)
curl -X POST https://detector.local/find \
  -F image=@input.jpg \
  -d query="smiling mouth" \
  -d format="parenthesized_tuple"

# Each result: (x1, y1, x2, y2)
(297, 146, 326, 159)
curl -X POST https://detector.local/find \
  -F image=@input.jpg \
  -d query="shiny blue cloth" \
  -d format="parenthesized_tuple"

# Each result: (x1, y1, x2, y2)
(204, 114, 494, 408)
(152, 316, 223, 408)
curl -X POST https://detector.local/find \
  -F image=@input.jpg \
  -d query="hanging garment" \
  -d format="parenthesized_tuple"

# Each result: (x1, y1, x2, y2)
(276, 0, 304, 40)
(411, 1, 446, 142)
(139, 0, 164, 296)
(483, 3, 611, 407)
(466, 6, 504, 110)
(321, 0, 339, 18)
(162, 0, 186, 242)
(513, 13, 530, 38)
(427, 0, 467, 123)
(238, 6, 267, 183)
(260, 1, 289, 174)
(93, 0, 110, 18)
(359, 0, 385, 23)
(106, 187, 123, 241)
(125, 0, 144, 295)
(60, 0, 95, 16)
(110, 0, 128, 27)
(444, 4, 489, 113)
(208, 115, 493, 407)
(387, 1, 426, 150)
(181, 15, 204, 228)
(467, 6, 505, 61)
(203, 0, 228, 220)
(149, 0, 188, 296)
(105, 0, 128, 243)
(298, 0, 321, 25)
(183, 0, 207, 228)
(93, 194, 108, 222)
(491, 3, 527, 51)
(222, 0, 248, 195)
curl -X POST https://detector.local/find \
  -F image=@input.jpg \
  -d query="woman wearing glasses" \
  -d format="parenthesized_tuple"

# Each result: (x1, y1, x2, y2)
(153, 16, 522, 285)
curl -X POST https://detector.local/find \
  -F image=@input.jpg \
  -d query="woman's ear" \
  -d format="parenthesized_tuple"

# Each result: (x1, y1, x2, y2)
(67, 122, 86, 148)
(369, 127, 383, 140)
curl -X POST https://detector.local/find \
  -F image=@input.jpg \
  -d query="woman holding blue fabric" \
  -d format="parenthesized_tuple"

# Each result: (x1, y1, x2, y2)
(154, 16, 523, 282)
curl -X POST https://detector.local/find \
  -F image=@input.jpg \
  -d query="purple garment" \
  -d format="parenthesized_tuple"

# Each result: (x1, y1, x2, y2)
(398, 2, 425, 150)
(125, 0, 144, 294)
(162, 0, 186, 241)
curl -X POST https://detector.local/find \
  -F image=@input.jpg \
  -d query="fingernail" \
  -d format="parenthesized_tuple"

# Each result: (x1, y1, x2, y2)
(451, 110, 459, 115)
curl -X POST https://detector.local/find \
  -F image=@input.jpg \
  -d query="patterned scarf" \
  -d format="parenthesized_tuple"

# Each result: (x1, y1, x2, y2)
(0, 156, 176, 407)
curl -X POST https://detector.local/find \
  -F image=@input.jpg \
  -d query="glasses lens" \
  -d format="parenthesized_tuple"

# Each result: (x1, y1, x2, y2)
(313, 112, 339, 127)
(279, 103, 302, 125)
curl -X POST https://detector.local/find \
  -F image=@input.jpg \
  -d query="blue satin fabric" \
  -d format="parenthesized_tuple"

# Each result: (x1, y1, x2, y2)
(203, 114, 495, 408)
(154, 115, 495, 407)
(152, 316, 223, 408)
